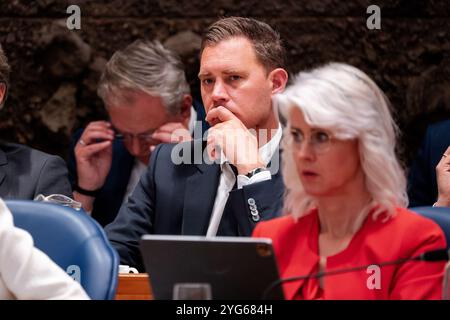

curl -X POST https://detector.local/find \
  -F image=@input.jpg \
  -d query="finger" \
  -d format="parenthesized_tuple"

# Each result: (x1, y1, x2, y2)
(206, 121, 245, 146)
(207, 129, 225, 152)
(82, 128, 115, 137)
(83, 127, 114, 136)
(206, 135, 217, 161)
(77, 140, 112, 158)
(82, 123, 115, 140)
(206, 127, 218, 143)
(155, 128, 192, 143)
(206, 106, 238, 126)
(85, 121, 112, 131)
(206, 121, 237, 139)
(154, 122, 187, 134)
(151, 131, 172, 143)
(79, 130, 115, 145)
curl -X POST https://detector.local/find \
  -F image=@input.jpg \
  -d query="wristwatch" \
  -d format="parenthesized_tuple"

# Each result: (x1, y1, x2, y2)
(245, 167, 267, 178)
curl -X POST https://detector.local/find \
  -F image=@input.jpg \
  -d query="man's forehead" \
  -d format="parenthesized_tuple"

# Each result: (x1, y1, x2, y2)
(108, 116, 157, 135)
(107, 90, 162, 107)
(107, 94, 170, 133)
(199, 37, 260, 75)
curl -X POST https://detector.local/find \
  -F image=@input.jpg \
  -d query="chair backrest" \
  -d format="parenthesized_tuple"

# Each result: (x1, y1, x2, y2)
(410, 206, 450, 248)
(6, 200, 119, 300)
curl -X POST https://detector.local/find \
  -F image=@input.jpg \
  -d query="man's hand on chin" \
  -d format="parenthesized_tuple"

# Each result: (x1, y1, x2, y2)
(206, 106, 265, 174)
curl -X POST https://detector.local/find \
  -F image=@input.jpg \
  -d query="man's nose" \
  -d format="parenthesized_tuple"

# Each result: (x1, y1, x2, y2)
(127, 137, 143, 156)
(211, 80, 229, 103)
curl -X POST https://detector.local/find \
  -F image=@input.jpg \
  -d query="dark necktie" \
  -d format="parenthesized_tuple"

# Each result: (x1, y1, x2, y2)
(229, 164, 238, 190)
(217, 163, 239, 236)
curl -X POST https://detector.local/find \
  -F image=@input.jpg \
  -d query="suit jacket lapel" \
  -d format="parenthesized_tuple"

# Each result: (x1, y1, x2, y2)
(267, 145, 282, 176)
(181, 145, 221, 235)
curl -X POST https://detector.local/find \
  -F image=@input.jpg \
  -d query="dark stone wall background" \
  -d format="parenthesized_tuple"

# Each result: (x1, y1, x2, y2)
(0, 0, 449, 169)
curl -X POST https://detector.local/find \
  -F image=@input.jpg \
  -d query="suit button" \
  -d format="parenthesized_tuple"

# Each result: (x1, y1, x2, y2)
(251, 214, 260, 222)
(247, 198, 256, 206)
(250, 209, 259, 216)
(249, 204, 257, 211)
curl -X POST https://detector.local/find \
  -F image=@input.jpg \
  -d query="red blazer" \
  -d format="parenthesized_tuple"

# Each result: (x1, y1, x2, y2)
(253, 207, 447, 300)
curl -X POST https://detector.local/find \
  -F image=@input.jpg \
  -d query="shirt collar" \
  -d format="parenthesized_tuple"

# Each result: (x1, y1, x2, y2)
(188, 106, 197, 134)
(259, 122, 282, 166)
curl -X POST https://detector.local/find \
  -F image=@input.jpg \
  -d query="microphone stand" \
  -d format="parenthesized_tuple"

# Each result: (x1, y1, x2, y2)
(262, 257, 412, 300)
(262, 248, 449, 300)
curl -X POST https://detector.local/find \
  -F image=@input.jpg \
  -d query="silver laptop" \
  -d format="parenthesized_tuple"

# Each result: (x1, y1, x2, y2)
(139, 235, 284, 300)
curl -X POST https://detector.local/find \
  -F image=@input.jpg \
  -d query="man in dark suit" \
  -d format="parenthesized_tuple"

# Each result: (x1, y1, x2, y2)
(68, 40, 205, 226)
(0, 45, 72, 200)
(105, 17, 289, 270)
(408, 119, 450, 207)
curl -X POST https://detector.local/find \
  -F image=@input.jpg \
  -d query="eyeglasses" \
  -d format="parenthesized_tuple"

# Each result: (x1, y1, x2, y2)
(113, 129, 158, 145)
(34, 194, 82, 211)
(289, 128, 333, 154)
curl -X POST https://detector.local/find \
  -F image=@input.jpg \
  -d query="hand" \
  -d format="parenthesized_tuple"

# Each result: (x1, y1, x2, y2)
(435, 146, 450, 207)
(205, 106, 265, 174)
(74, 121, 114, 191)
(149, 122, 192, 153)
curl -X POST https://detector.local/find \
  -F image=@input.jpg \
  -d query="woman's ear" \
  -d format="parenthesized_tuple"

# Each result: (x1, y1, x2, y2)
(269, 68, 288, 95)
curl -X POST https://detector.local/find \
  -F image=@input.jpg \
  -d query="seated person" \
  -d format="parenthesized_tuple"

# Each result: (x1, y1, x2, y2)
(68, 40, 204, 226)
(0, 45, 72, 200)
(105, 17, 288, 271)
(253, 63, 447, 300)
(0, 198, 88, 299)
(408, 119, 450, 207)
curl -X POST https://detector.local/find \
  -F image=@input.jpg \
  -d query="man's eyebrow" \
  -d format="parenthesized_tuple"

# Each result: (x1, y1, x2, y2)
(222, 69, 242, 75)
(198, 71, 211, 78)
(198, 69, 245, 78)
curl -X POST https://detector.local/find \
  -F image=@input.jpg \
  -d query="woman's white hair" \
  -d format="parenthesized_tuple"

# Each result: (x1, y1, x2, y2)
(97, 40, 190, 115)
(275, 62, 408, 220)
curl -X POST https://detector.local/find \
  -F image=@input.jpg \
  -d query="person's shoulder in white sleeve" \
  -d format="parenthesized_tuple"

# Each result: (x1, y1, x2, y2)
(0, 198, 89, 300)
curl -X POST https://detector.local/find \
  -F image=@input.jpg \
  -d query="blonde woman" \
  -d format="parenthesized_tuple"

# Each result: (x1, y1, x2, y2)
(253, 63, 446, 300)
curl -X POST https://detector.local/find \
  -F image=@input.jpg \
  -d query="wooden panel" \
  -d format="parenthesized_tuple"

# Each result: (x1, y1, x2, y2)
(115, 273, 153, 300)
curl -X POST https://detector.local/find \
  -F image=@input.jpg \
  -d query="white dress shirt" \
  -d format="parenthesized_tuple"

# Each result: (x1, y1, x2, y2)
(122, 159, 147, 204)
(206, 123, 282, 237)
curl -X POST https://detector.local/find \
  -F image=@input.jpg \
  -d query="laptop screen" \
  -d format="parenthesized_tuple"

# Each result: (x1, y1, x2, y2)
(139, 235, 284, 300)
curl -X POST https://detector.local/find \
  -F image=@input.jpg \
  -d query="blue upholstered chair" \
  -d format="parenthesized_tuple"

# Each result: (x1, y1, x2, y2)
(6, 200, 119, 300)
(410, 206, 450, 248)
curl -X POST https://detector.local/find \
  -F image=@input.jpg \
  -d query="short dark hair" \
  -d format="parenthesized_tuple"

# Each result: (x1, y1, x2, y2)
(0, 44, 10, 107)
(201, 17, 285, 72)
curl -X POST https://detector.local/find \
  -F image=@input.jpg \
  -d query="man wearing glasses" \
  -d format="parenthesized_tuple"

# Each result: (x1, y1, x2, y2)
(0, 45, 72, 200)
(69, 40, 201, 226)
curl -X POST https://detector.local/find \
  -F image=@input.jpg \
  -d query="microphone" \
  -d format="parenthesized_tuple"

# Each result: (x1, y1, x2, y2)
(262, 248, 449, 300)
